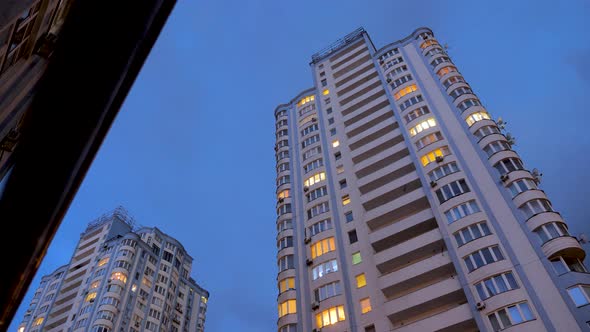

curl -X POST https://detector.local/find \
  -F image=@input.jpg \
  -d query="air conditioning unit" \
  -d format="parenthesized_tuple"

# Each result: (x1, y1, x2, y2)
(430, 180, 437, 188)
(303, 186, 309, 192)
(476, 301, 486, 311)
(311, 118, 317, 122)
(435, 155, 444, 163)
(500, 174, 509, 182)
(304, 237, 311, 244)
(306, 258, 313, 266)
(386, 78, 392, 83)
(311, 301, 320, 310)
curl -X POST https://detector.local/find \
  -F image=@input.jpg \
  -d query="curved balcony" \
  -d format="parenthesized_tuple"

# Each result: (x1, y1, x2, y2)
(512, 189, 548, 210)
(487, 149, 520, 167)
(526, 211, 564, 231)
(93, 319, 114, 330)
(478, 133, 509, 148)
(277, 313, 298, 330)
(468, 118, 496, 133)
(277, 289, 297, 304)
(437, 69, 462, 85)
(432, 61, 455, 77)
(438, 192, 478, 216)
(542, 236, 585, 260)
(481, 288, 529, 315)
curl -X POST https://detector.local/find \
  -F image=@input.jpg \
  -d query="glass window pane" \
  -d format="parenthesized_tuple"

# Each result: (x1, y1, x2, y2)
(471, 225, 482, 238)
(484, 279, 497, 296)
(492, 246, 504, 260)
(494, 275, 508, 293)
(508, 305, 523, 324)
(498, 309, 512, 328)
(464, 257, 474, 272)
(551, 259, 568, 275)
(473, 252, 485, 268)
(482, 248, 494, 264)
(518, 302, 534, 321)
(546, 224, 560, 238)
(488, 314, 501, 331)
(568, 287, 589, 307)
(462, 229, 473, 242)
(476, 283, 487, 300)
(505, 272, 518, 289)
(454, 233, 464, 246)
(480, 222, 491, 235)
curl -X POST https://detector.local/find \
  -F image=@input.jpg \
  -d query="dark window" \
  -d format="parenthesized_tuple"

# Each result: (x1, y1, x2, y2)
(348, 230, 358, 244)
(163, 251, 173, 262)
(326, 107, 332, 114)
(335, 152, 341, 160)
(339, 179, 347, 189)
(328, 118, 334, 125)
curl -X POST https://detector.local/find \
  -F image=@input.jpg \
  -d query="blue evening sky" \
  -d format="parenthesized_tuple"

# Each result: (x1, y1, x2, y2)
(10, 0, 590, 331)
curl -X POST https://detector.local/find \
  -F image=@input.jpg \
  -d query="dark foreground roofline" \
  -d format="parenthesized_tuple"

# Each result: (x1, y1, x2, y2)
(0, 0, 176, 328)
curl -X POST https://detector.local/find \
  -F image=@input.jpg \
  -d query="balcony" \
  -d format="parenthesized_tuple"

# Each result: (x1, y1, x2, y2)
(392, 303, 476, 332)
(370, 214, 437, 253)
(375, 228, 444, 274)
(365, 192, 430, 231)
(379, 252, 454, 300)
(384, 277, 466, 328)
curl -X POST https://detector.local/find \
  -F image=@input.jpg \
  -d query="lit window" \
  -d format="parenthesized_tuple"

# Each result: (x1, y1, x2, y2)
(465, 111, 491, 126)
(18, 327, 24, 332)
(356, 274, 367, 288)
(32, 317, 44, 327)
(85, 292, 97, 302)
(315, 305, 346, 328)
(436, 66, 457, 78)
(131, 284, 137, 292)
(409, 117, 436, 137)
(393, 84, 418, 100)
(278, 190, 290, 200)
(336, 165, 344, 174)
(279, 277, 296, 293)
(323, 89, 330, 95)
(342, 195, 351, 206)
(420, 39, 439, 49)
(97, 257, 109, 267)
(567, 285, 590, 307)
(90, 281, 100, 289)
(201, 296, 208, 304)
(304, 172, 326, 187)
(278, 299, 297, 317)
(110, 272, 128, 283)
(297, 95, 315, 107)
(311, 237, 336, 259)
(420, 146, 450, 167)
(360, 298, 372, 314)
(312, 259, 338, 280)
(352, 252, 362, 265)
(332, 140, 340, 148)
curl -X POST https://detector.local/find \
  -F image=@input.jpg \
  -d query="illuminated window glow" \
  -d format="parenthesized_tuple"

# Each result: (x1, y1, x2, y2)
(342, 195, 351, 206)
(110, 272, 128, 283)
(356, 274, 367, 288)
(279, 277, 295, 293)
(18, 327, 24, 332)
(304, 172, 326, 187)
(352, 252, 362, 265)
(278, 190, 290, 200)
(465, 111, 491, 126)
(420, 147, 450, 167)
(85, 292, 97, 302)
(278, 299, 297, 317)
(332, 140, 340, 148)
(297, 95, 315, 107)
(394, 84, 418, 100)
(90, 281, 100, 290)
(409, 118, 436, 137)
(323, 89, 330, 95)
(315, 305, 346, 328)
(436, 66, 458, 78)
(97, 257, 109, 267)
(360, 298, 372, 314)
(32, 317, 44, 327)
(420, 39, 439, 49)
(311, 237, 336, 259)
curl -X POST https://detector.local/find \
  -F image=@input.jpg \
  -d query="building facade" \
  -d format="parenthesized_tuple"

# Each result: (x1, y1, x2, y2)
(274, 27, 590, 332)
(0, 0, 73, 179)
(17, 207, 209, 332)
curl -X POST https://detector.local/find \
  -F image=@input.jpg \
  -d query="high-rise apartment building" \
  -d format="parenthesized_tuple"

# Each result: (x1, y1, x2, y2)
(17, 207, 209, 332)
(274, 27, 590, 332)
